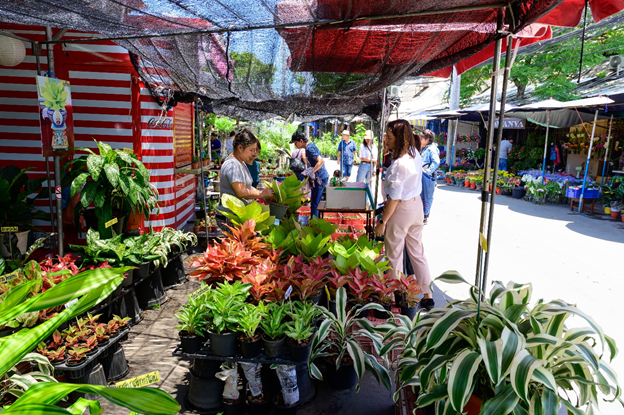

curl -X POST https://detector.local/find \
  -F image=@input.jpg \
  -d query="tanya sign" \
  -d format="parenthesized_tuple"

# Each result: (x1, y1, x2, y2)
(36, 76, 75, 157)
(493, 117, 526, 129)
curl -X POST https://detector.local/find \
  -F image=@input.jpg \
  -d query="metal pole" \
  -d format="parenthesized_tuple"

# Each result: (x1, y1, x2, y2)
(541, 111, 551, 184)
(449, 119, 459, 172)
(601, 114, 614, 186)
(578, 0, 589, 83)
(474, 30, 502, 288)
(578, 109, 599, 213)
(46, 26, 63, 256)
(482, 34, 513, 291)
(373, 89, 388, 212)
(197, 102, 209, 236)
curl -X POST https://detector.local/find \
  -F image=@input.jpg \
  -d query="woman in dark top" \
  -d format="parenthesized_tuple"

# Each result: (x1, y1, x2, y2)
(290, 132, 328, 218)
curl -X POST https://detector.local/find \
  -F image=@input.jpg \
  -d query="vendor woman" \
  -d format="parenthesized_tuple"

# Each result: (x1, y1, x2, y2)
(217, 129, 274, 223)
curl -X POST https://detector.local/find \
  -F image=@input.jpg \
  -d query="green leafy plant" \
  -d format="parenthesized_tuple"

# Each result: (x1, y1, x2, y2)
(260, 302, 287, 340)
(204, 282, 249, 334)
(287, 301, 321, 327)
(0, 165, 49, 232)
(309, 287, 391, 392)
(70, 229, 126, 265)
(238, 303, 263, 341)
(385, 271, 622, 415)
(175, 296, 207, 337)
(219, 194, 275, 233)
(0, 353, 57, 404)
(265, 175, 308, 213)
(284, 319, 314, 345)
(63, 140, 159, 238)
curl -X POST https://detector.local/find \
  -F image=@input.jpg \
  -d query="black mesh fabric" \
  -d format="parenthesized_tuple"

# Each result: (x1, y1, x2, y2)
(0, 0, 562, 119)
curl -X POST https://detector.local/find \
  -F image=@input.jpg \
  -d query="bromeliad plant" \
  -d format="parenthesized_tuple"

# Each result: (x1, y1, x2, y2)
(385, 271, 622, 415)
(309, 287, 391, 392)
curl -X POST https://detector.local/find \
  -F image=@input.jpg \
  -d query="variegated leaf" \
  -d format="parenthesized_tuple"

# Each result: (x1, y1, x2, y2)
(531, 366, 558, 392)
(510, 350, 542, 403)
(478, 337, 503, 385)
(501, 327, 524, 379)
(447, 350, 482, 412)
(417, 384, 448, 407)
(479, 383, 519, 415)
(435, 270, 471, 286)
(540, 386, 559, 415)
(426, 309, 477, 351)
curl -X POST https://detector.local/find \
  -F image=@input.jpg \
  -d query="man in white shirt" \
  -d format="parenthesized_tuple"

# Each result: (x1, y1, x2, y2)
(356, 130, 378, 183)
(498, 137, 513, 171)
(224, 130, 235, 157)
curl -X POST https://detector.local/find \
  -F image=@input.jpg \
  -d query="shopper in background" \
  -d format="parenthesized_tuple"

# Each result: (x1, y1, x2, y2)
(374, 119, 434, 310)
(337, 130, 357, 181)
(356, 130, 378, 184)
(210, 132, 222, 157)
(419, 129, 440, 224)
(498, 136, 514, 171)
(225, 130, 235, 156)
(291, 132, 328, 218)
(245, 140, 261, 188)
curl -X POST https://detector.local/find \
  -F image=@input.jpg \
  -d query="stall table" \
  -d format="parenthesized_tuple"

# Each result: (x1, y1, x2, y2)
(317, 201, 374, 240)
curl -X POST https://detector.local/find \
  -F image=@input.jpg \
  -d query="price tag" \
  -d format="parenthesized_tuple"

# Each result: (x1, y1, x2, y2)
(0, 270, 20, 284)
(189, 284, 211, 300)
(105, 218, 118, 228)
(285, 285, 293, 299)
(64, 298, 79, 309)
(123, 148, 134, 154)
(479, 232, 488, 252)
(1, 227, 18, 233)
(116, 371, 160, 389)
(55, 186, 62, 200)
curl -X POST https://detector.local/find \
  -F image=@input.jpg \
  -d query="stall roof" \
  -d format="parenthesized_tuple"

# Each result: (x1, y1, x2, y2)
(0, 0, 563, 119)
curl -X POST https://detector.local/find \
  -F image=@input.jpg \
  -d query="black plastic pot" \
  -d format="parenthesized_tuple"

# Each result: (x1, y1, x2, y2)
(273, 393, 298, 415)
(247, 392, 270, 415)
(240, 336, 262, 358)
(186, 360, 224, 413)
(512, 187, 526, 199)
(120, 268, 134, 288)
(328, 300, 337, 316)
(223, 396, 245, 415)
(394, 291, 406, 307)
(195, 209, 206, 219)
(288, 340, 311, 363)
(208, 331, 238, 357)
(295, 364, 315, 406)
(123, 287, 143, 326)
(180, 331, 203, 354)
(161, 254, 186, 288)
(322, 357, 357, 390)
(135, 262, 150, 282)
(135, 269, 166, 309)
(373, 304, 392, 320)
(401, 305, 418, 320)
(307, 293, 321, 305)
(99, 342, 129, 382)
(0, 328, 14, 338)
(262, 335, 285, 358)
(74, 362, 108, 400)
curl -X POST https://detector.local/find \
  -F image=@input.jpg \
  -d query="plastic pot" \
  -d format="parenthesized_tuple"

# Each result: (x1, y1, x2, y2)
(74, 362, 108, 400)
(270, 202, 289, 220)
(161, 254, 186, 288)
(180, 331, 203, 354)
(401, 305, 418, 320)
(121, 268, 134, 288)
(273, 393, 298, 415)
(262, 335, 285, 358)
(328, 300, 337, 316)
(512, 187, 525, 199)
(99, 342, 129, 382)
(208, 331, 238, 357)
(240, 336, 262, 358)
(322, 357, 357, 389)
(134, 262, 150, 282)
(0, 230, 29, 257)
(307, 293, 321, 305)
(135, 269, 166, 309)
(373, 304, 392, 320)
(186, 360, 224, 413)
(223, 396, 245, 415)
(288, 339, 311, 363)
(394, 291, 405, 307)
(247, 391, 270, 415)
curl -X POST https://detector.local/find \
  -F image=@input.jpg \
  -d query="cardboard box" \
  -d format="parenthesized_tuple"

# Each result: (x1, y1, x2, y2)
(325, 183, 369, 210)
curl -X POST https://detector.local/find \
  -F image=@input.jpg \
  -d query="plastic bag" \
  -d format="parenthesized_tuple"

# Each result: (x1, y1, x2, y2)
(240, 362, 263, 397)
(275, 365, 299, 406)
(215, 363, 239, 401)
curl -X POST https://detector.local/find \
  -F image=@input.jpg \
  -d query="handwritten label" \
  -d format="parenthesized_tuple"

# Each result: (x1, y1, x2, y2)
(1, 227, 18, 233)
(123, 148, 134, 154)
(116, 371, 160, 389)
(64, 298, 79, 309)
(0, 270, 20, 284)
(105, 218, 118, 228)
(285, 285, 293, 299)
(479, 233, 488, 252)
(189, 284, 211, 301)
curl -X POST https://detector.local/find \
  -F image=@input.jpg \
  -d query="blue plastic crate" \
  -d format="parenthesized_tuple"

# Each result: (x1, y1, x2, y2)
(566, 187, 599, 199)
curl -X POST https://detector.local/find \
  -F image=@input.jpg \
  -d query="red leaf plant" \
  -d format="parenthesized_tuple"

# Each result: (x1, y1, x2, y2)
(369, 271, 399, 305)
(222, 220, 275, 259)
(398, 273, 424, 307)
(188, 239, 260, 285)
(346, 268, 375, 305)
(327, 268, 350, 300)
(241, 258, 276, 304)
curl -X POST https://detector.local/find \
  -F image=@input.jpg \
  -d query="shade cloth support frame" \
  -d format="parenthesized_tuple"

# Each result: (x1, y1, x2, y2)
(540, 111, 551, 185)
(373, 88, 388, 214)
(578, 110, 599, 212)
(600, 114, 614, 186)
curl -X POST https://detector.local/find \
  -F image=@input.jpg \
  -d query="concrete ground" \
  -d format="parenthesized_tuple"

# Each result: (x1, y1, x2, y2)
(99, 161, 624, 414)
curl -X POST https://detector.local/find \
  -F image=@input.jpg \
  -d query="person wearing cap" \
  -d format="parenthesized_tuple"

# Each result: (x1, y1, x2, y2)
(337, 130, 357, 181)
(211, 132, 222, 156)
(356, 130, 378, 184)
(291, 132, 328, 218)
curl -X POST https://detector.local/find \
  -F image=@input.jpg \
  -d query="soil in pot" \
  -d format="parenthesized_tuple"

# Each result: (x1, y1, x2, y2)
(322, 356, 357, 390)
(209, 331, 238, 357)
(262, 334, 285, 358)
(288, 338, 311, 362)
(67, 357, 87, 367)
(223, 395, 245, 415)
(180, 330, 203, 354)
(273, 393, 298, 415)
(239, 333, 262, 358)
(373, 303, 392, 320)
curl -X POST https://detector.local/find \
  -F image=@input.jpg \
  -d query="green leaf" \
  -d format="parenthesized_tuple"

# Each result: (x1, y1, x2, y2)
(80, 181, 98, 208)
(510, 350, 542, 403)
(94, 187, 106, 209)
(417, 384, 448, 407)
(426, 309, 477, 351)
(479, 383, 519, 415)
(501, 327, 524, 380)
(435, 271, 473, 286)
(540, 381, 560, 415)
(531, 366, 558, 393)
(346, 339, 366, 380)
(103, 162, 120, 187)
(86, 154, 105, 181)
(447, 349, 482, 412)
(478, 337, 503, 386)
(419, 354, 455, 390)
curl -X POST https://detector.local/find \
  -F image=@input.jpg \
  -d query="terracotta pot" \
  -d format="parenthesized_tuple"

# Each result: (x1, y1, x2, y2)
(203, 160, 209, 166)
(193, 226, 200, 233)
(610, 210, 620, 220)
(496, 188, 501, 194)
(446, 178, 451, 183)
(191, 162, 199, 169)
(125, 210, 144, 231)
(462, 395, 482, 414)
(464, 180, 470, 187)
(621, 214, 624, 224)
(470, 183, 476, 189)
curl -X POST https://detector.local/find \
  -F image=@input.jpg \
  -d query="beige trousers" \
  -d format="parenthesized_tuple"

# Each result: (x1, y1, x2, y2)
(384, 197, 432, 295)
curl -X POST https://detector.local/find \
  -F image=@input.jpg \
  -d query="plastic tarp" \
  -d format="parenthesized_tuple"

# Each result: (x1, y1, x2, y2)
(537, 0, 624, 27)
(0, 0, 562, 118)
(507, 96, 614, 128)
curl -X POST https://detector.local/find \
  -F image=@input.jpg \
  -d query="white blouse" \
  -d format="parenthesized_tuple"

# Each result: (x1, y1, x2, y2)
(358, 143, 378, 161)
(384, 153, 423, 200)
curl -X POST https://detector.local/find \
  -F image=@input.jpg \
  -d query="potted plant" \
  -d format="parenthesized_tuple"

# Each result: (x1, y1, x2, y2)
(260, 302, 287, 358)
(202, 153, 209, 166)
(396, 273, 423, 319)
(191, 156, 200, 169)
(193, 219, 200, 234)
(0, 165, 49, 258)
(384, 271, 621, 415)
(175, 296, 207, 354)
(369, 272, 398, 319)
(63, 141, 159, 238)
(66, 346, 89, 366)
(309, 287, 391, 391)
(284, 318, 315, 363)
(264, 175, 308, 219)
(205, 282, 248, 357)
(325, 269, 350, 315)
(237, 303, 263, 358)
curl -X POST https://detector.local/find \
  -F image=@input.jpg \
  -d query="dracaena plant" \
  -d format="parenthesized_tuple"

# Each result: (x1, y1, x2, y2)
(260, 302, 287, 340)
(383, 271, 622, 415)
(175, 296, 207, 337)
(63, 140, 159, 239)
(238, 303, 263, 341)
(284, 319, 314, 345)
(0, 353, 57, 403)
(309, 287, 391, 392)
(287, 301, 321, 327)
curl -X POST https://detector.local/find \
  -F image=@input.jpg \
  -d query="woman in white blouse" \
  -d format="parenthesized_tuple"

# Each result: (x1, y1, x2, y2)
(374, 119, 434, 310)
(355, 130, 378, 183)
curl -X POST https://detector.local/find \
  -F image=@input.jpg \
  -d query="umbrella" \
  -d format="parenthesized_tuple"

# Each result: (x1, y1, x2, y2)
(537, 0, 624, 27)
